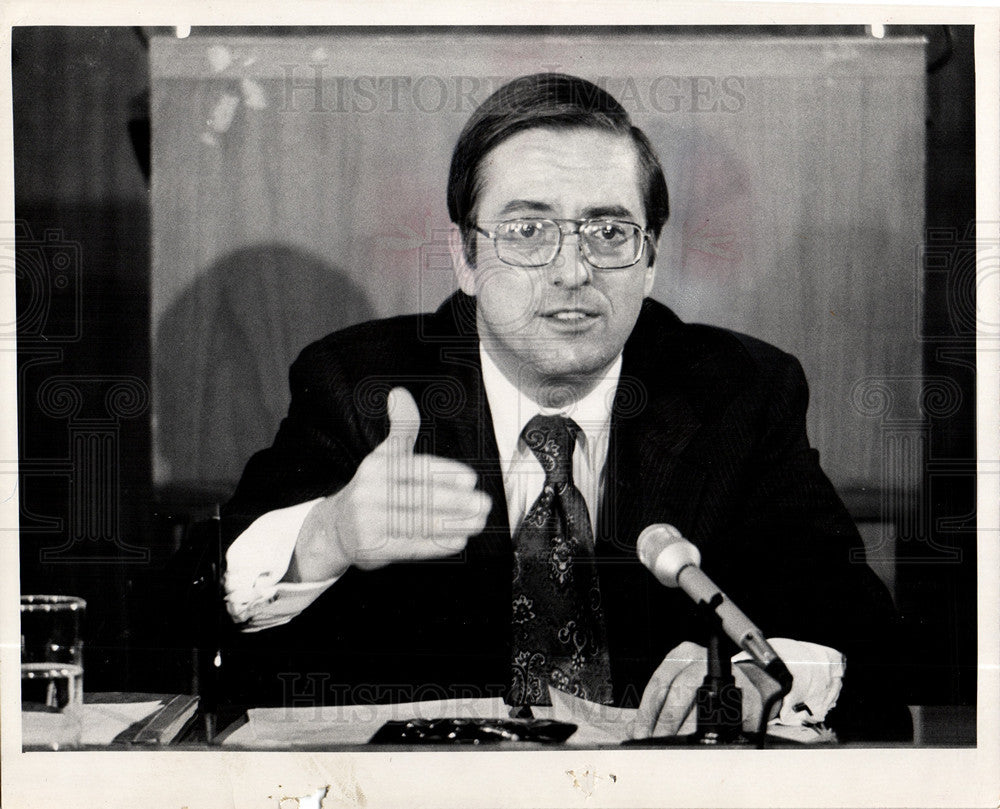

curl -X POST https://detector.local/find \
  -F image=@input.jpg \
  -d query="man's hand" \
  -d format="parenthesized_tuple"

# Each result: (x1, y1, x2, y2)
(286, 386, 492, 582)
(627, 642, 769, 739)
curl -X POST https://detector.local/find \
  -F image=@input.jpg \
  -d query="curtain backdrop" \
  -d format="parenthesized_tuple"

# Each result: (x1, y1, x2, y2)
(150, 32, 925, 500)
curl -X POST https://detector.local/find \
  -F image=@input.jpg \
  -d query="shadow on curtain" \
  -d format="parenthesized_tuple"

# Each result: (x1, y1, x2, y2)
(154, 242, 375, 490)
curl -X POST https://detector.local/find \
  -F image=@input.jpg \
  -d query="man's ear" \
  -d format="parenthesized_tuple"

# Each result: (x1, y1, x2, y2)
(642, 240, 658, 297)
(449, 225, 477, 296)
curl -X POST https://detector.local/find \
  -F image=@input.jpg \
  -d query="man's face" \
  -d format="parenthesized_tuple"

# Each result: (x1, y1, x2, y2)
(454, 126, 656, 397)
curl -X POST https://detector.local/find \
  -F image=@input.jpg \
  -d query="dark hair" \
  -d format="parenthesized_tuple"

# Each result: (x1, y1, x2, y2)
(447, 72, 669, 265)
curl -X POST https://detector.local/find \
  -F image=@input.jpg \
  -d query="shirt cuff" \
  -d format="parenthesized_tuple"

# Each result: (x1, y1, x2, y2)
(733, 638, 845, 725)
(223, 499, 339, 631)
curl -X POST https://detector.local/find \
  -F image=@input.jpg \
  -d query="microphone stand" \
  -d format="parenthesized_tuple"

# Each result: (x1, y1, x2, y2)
(627, 595, 779, 747)
(691, 595, 748, 745)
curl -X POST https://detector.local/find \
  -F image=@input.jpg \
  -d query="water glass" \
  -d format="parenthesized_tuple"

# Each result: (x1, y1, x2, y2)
(21, 595, 86, 710)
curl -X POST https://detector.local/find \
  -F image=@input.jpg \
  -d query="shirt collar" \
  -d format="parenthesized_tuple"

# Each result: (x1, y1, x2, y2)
(479, 344, 622, 466)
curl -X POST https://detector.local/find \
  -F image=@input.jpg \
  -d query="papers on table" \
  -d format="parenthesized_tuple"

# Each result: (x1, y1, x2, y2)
(22, 700, 166, 749)
(225, 697, 511, 747)
(77, 700, 167, 745)
(222, 680, 835, 748)
(534, 688, 638, 745)
(223, 688, 640, 748)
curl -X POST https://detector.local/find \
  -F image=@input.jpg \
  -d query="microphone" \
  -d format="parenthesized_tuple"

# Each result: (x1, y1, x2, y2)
(637, 523, 793, 691)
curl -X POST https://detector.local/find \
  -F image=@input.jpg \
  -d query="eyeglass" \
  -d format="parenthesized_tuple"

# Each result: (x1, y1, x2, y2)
(472, 218, 650, 270)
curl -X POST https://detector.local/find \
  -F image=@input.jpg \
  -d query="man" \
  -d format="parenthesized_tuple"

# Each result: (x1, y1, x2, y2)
(221, 73, 909, 741)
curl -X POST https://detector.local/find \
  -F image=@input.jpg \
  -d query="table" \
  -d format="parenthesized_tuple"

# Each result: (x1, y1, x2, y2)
(22, 698, 977, 750)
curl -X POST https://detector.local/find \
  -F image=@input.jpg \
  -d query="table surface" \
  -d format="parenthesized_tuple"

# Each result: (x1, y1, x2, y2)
(37, 697, 971, 750)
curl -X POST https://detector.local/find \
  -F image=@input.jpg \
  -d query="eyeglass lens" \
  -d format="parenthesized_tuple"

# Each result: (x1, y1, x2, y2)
(494, 219, 643, 268)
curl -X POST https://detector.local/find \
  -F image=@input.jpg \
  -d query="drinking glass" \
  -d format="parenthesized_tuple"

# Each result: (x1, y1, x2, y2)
(21, 595, 86, 749)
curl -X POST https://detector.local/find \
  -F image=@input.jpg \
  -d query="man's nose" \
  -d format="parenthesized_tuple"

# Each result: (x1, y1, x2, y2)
(546, 234, 592, 288)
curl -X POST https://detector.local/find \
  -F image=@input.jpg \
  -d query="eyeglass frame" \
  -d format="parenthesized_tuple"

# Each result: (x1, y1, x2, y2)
(470, 217, 653, 270)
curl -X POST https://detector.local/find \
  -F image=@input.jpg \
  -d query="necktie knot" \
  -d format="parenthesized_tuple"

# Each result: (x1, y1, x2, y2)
(521, 414, 580, 486)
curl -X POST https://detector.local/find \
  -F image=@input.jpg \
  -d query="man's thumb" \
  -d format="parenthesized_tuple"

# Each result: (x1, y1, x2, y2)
(385, 386, 420, 452)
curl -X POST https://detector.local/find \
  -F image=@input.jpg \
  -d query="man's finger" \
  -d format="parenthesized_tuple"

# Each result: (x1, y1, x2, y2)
(350, 533, 468, 568)
(381, 501, 491, 524)
(651, 664, 701, 736)
(632, 666, 688, 738)
(426, 486, 492, 515)
(380, 509, 489, 547)
(369, 480, 490, 514)
(398, 455, 481, 490)
(386, 535, 469, 560)
(631, 642, 706, 738)
(384, 386, 421, 453)
(429, 513, 490, 539)
(732, 662, 769, 732)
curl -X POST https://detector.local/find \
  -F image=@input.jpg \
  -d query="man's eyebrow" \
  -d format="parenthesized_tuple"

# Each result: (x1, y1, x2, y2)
(581, 205, 638, 220)
(494, 202, 641, 220)
(496, 200, 555, 217)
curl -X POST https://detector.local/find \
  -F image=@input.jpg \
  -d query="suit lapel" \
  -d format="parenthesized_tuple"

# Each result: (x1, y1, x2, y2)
(431, 345, 512, 557)
(597, 322, 708, 557)
(416, 293, 511, 550)
(594, 304, 714, 702)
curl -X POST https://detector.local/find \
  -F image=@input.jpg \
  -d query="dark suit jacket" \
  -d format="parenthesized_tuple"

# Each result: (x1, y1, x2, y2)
(221, 292, 910, 740)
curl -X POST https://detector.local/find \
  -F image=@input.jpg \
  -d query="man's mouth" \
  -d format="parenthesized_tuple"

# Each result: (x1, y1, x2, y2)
(541, 308, 599, 321)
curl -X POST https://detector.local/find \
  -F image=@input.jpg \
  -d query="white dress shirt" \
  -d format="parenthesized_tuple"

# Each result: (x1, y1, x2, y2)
(480, 346, 621, 536)
(223, 345, 622, 631)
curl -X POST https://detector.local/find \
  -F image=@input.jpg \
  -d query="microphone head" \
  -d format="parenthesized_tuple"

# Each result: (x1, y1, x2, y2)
(636, 524, 701, 588)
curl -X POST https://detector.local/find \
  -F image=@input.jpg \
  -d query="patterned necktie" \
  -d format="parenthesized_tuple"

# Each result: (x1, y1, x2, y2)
(509, 414, 613, 706)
